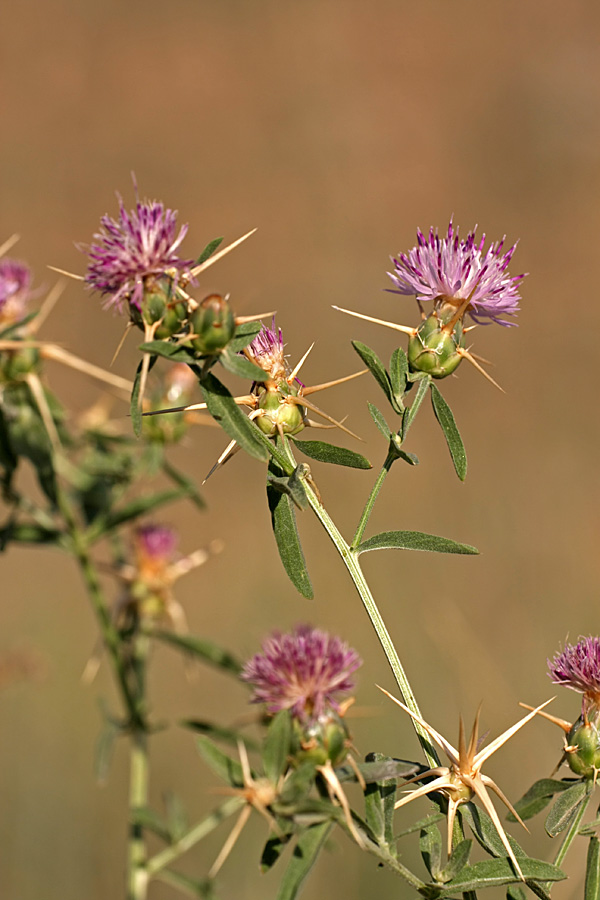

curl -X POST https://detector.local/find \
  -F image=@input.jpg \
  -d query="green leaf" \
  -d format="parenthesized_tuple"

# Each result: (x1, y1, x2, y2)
(276, 821, 333, 900)
(439, 858, 565, 894)
(420, 822, 443, 879)
(91, 488, 184, 539)
(580, 815, 600, 836)
(389, 347, 408, 407)
(586, 836, 600, 900)
(200, 372, 268, 462)
(131, 354, 157, 437)
(196, 736, 244, 787)
(196, 237, 224, 265)
(155, 868, 214, 898)
(367, 402, 391, 438)
(394, 812, 445, 839)
(150, 630, 242, 675)
(161, 459, 205, 509)
(219, 345, 267, 381)
(401, 375, 431, 438)
(263, 710, 293, 784)
(180, 720, 259, 750)
(227, 321, 263, 354)
(438, 839, 472, 882)
(165, 791, 188, 842)
(357, 530, 478, 555)
(352, 341, 402, 414)
(361, 753, 406, 848)
(430, 383, 467, 481)
(138, 340, 196, 363)
(545, 781, 588, 837)
(268, 466, 313, 599)
(291, 438, 371, 469)
(0, 521, 60, 547)
(132, 806, 172, 844)
(261, 829, 294, 873)
(461, 802, 526, 860)
(337, 757, 420, 785)
(266, 468, 309, 510)
(507, 886, 527, 900)
(508, 778, 575, 822)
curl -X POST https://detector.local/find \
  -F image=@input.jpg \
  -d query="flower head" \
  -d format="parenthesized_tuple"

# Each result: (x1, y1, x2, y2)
(241, 625, 361, 723)
(134, 523, 178, 579)
(388, 220, 525, 326)
(548, 637, 600, 719)
(245, 319, 287, 382)
(0, 259, 32, 324)
(82, 190, 194, 314)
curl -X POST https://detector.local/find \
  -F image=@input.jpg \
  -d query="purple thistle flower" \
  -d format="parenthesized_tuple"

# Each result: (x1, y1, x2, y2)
(548, 638, 600, 716)
(82, 189, 194, 313)
(241, 625, 361, 722)
(135, 524, 178, 566)
(0, 259, 32, 323)
(388, 220, 525, 326)
(245, 319, 287, 382)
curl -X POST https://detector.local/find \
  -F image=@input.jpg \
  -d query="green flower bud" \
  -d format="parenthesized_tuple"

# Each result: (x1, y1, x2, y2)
(292, 712, 350, 767)
(189, 294, 235, 354)
(407, 314, 463, 379)
(0, 346, 41, 382)
(255, 387, 305, 436)
(565, 718, 600, 779)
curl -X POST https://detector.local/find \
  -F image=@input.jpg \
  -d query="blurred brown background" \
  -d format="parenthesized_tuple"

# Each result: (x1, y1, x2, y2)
(2, 0, 600, 897)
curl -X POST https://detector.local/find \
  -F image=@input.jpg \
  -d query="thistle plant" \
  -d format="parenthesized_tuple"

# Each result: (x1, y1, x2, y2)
(5, 195, 597, 900)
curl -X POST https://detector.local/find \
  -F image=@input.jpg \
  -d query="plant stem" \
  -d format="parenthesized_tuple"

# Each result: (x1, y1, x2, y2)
(128, 722, 150, 900)
(146, 797, 243, 878)
(351, 454, 392, 550)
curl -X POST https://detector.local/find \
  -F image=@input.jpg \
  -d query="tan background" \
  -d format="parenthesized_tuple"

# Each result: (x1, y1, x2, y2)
(2, 0, 600, 897)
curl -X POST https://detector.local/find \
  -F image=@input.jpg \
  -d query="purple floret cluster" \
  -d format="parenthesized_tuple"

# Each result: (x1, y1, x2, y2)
(548, 637, 600, 704)
(83, 195, 193, 313)
(242, 624, 361, 722)
(0, 259, 32, 322)
(388, 220, 525, 326)
(135, 524, 178, 564)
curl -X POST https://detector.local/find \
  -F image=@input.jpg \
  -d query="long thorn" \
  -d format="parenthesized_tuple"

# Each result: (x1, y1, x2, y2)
(190, 229, 257, 278)
(234, 311, 276, 324)
(26, 373, 61, 452)
(30, 281, 66, 334)
(0, 234, 20, 257)
(457, 348, 504, 392)
(294, 396, 363, 441)
(332, 306, 417, 336)
(47, 265, 84, 281)
(42, 345, 133, 393)
(288, 344, 314, 384)
(302, 369, 368, 395)
(111, 323, 134, 366)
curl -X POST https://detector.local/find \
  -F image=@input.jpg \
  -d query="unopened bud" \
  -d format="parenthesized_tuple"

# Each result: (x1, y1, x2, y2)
(407, 314, 462, 379)
(292, 712, 350, 767)
(255, 387, 305, 436)
(189, 294, 235, 354)
(565, 718, 600, 779)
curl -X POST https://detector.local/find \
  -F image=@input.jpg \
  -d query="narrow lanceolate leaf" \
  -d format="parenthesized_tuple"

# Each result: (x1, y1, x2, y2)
(357, 530, 478, 555)
(131, 356, 152, 437)
(161, 459, 205, 509)
(219, 346, 267, 381)
(438, 839, 472, 883)
(150, 630, 243, 675)
(420, 822, 443, 879)
(180, 720, 259, 751)
(460, 803, 526, 861)
(430, 383, 467, 481)
(268, 477, 313, 599)
(507, 778, 575, 822)
(131, 807, 172, 844)
(368, 402, 391, 438)
(276, 822, 333, 900)
(586, 836, 600, 900)
(352, 341, 402, 414)
(201, 372, 268, 461)
(196, 236, 224, 265)
(389, 346, 408, 407)
(361, 753, 408, 848)
(138, 340, 195, 363)
(0, 522, 60, 546)
(438, 858, 565, 894)
(545, 781, 588, 837)
(263, 710, 293, 784)
(196, 736, 244, 787)
(227, 321, 263, 354)
(291, 438, 371, 469)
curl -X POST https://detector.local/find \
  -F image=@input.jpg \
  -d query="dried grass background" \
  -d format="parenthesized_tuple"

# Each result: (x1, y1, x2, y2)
(2, 1, 600, 897)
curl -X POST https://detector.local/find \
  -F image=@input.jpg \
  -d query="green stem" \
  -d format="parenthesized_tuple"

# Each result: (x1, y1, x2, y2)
(351, 454, 392, 550)
(146, 797, 243, 878)
(546, 789, 592, 894)
(128, 722, 150, 900)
